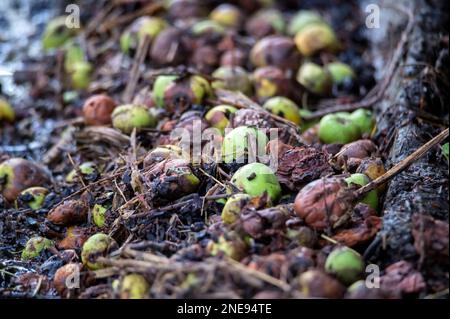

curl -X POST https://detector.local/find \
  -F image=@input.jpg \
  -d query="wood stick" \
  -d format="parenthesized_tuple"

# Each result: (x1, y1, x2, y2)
(122, 35, 151, 103)
(356, 128, 449, 198)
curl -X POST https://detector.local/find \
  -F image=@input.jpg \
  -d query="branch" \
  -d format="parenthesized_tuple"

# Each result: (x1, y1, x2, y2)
(356, 128, 449, 198)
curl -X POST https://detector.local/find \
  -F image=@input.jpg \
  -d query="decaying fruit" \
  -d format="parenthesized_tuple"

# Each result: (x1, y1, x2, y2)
(112, 104, 157, 134)
(150, 27, 187, 66)
(82, 94, 117, 126)
(294, 22, 340, 56)
(152, 75, 211, 112)
(325, 246, 365, 285)
(212, 66, 252, 96)
(207, 235, 248, 261)
(345, 173, 378, 210)
(81, 233, 118, 270)
(221, 193, 252, 224)
(92, 204, 108, 228)
(288, 10, 324, 35)
(204, 105, 237, 133)
(298, 269, 345, 298)
(318, 112, 360, 144)
(47, 199, 89, 226)
(252, 66, 292, 102)
(230, 162, 282, 203)
(53, 263, 81, 296)
(113, 274, 150, 299)
(222, 126, 268, 163)
(209, 4, 242, 29)
(120, 17, 167, 54)
(0, 158, 50, 202)
(66, 162, 98, 183)
(167, 0, 206, 21)
(0, 97, 15, 122)
(143, 145, 183, 168)
(148, 159, 201, 200)
(294, 177, 353, 230)
(262, 96, 301, 125)
(335, 139, 378, 168)
(57, 226, 90, 250)
(42, 16, 78, 50)
(18, 187, 49, 210)
(246, 9, 285, 39)
(21, 236, 54, 261)
(220, 48, 247, 67)
(250, 36, 300, 71)
(297, 62, 332, 95)
(356, 157, 386, 183)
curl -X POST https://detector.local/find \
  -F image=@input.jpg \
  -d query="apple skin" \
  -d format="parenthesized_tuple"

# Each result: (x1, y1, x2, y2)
(325, 246, 365, 285)
(345, 173, 378, 210)
(297, 62, 332, 95)
(326, 62, 356, 85)
(222, 126, 269, 163)
(349, 109, 375, 136)
(230, 162, 282, 203)
(318, 112, 361, 144)
(262, 96, 301, 125)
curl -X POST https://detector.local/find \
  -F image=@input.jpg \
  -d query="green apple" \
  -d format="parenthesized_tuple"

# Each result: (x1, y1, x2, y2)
(19, 187, 49, 210)
(345, 173, 378, 210)
(205, 105, 237, 133)
(297, 62, 332, 95)
(294, 22, 340, 56)
(230, 162, 281, 203)
(152, 75, 178, 107)
(262, 96, 301, 125)
(21, 236, 54, 260)
(222, 126, 268, 163)
(112, 104, 156, 134)
(210, 4, 242, 28)
(221, 193, 252, 224)
(113, 274, 150, 299)
(81, 233, 117, 270)
(318, 112, 360, 144)
(326, 62, 356, 85)
(349, 109, 375, 136)
(325, 246, 364, 285)
(0, 98, 15, 123)
(288, 10, 324, 35)
(42, 16, 78, 50)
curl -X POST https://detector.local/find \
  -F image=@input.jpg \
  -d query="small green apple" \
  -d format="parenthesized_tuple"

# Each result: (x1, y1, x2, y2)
(345, 173, 378, 210)
(318, 112, 360, 144)
(349, 109, 375, 136)
(222, 126, 268, 163)
(297, 62, 332, 95)
(112, 104, 156, 134)
(205, 105, 237, 133)
(262, 96, 301, 125)
(230, 162, 281, 203)
(325, 246, 365, 285)
(21, 236, 54, 260)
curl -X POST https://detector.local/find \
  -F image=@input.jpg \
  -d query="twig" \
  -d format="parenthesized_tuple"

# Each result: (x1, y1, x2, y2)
(225, 258, 290, 292)
(122, 35, 151, 103)
(356, 128, 449, 198)
(98, 2, 164, 33)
